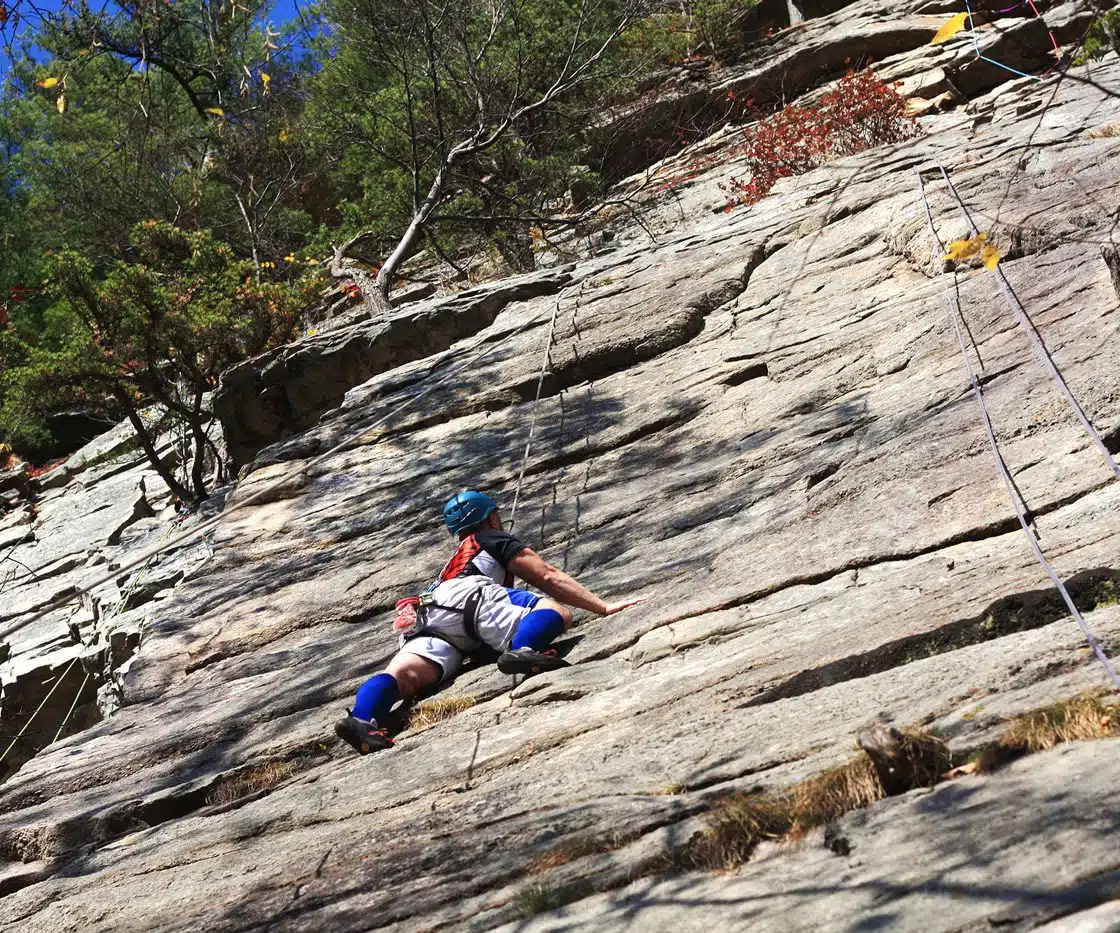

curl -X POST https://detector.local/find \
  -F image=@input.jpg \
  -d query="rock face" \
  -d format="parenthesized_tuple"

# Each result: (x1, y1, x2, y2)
(4, 9, 1120, 933)
(214, 268, 573, 469)
(0, 423, 210, 779)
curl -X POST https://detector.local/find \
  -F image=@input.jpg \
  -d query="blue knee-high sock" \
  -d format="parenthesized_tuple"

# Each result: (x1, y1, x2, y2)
(352, 672, 400, 725)
(511, 608, 566, 652)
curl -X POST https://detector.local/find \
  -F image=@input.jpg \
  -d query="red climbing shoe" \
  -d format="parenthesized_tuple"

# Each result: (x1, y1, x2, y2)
(497, 647, 571, 676)
(334, 715, 395, 755)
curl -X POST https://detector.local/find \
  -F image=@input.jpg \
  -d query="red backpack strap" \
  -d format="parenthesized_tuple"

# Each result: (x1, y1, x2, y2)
(437, 534, 483, 582)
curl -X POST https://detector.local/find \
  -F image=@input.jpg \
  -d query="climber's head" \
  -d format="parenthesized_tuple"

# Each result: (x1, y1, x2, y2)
(443, 490, 500, 537)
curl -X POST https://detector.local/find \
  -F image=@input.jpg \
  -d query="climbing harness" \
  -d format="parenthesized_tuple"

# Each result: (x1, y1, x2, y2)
(393, 589, 483, 642)
(916, 168, 1120, 690)
(392, 532, 491, 638)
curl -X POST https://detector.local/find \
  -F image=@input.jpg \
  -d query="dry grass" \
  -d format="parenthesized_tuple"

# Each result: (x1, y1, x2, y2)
(688, 728, 953, 871)
(1087, 122, 1120, 138)
(206, 760, 296, 807)
(405, 695, 477, 734)
(529, 831, 637, 874)
(686, 792, 795, 871)
(790, 754, 884, 827)
(678, 698, 1120, 875)
(976, 693, 1120, 772)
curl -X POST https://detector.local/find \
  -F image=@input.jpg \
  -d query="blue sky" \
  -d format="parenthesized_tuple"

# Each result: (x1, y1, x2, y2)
(12, 0, 305, 25)
(2, 0, 312, 72)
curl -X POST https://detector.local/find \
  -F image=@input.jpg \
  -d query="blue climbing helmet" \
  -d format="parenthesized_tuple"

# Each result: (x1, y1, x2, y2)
(443, 490, 498, 536)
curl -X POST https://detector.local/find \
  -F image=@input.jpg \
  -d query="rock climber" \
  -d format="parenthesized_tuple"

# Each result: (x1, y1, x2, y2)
(335, 490, 643, 755)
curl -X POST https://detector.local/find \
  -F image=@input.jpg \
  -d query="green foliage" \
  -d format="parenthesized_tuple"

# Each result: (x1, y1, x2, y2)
(310, 0, 641, 273)
(0, 0, 777, 466)
(0, 1, 333, 457)
(619, 12, 693, 67)
(1076, 9, 1120, 63)
(1, 221, 320, 497)
(693, 0, 758, 58)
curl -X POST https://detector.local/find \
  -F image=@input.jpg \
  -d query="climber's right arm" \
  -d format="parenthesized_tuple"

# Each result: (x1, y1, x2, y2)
(507, 548, 643, 616)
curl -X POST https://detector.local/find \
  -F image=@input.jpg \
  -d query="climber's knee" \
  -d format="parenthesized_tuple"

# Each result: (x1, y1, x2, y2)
(386, 650, 443, 696)
(535, 598, 572, 630)
(510, 605, 568, 652)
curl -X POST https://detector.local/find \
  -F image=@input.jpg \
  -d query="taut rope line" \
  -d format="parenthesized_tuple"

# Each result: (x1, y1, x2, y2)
(917, 169, 1120, 690)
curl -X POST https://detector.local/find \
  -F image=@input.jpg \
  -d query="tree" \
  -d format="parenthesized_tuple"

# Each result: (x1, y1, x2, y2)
(0, 0, 325, 268)
(0, 222, 320, 503)
(0, 2, 331, 462)
(316, 0, 651, 315)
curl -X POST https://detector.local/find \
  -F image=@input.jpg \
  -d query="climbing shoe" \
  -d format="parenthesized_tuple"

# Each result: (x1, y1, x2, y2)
(497, 647, 571, 676)
(334, 715, 395, 755)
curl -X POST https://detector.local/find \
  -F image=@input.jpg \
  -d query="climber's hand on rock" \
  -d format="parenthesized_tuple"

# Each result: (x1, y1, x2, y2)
(602, 595, 646, 616)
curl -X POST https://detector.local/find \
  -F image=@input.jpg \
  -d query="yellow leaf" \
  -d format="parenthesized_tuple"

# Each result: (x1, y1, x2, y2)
(56, 93, 66, 114)
(37, 76, 59, 88)
(943, 232, 988, 262)
(205, 106, 225, 117)
(981, 243, 1002, 271)
(279, 128, 290, 142)
(261, 72, 271, 88)
(932, 12, 969, 44)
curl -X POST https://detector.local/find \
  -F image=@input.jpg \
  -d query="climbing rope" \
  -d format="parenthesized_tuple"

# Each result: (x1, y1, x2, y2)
(916, 169, 1120, 691)
(0, 297, 566, 644)
(961, 0, 1063, 82)
(52, 671, 90, 744)
(938, 167, 1120, 480)
(0, 654, 81, 767)
(507, 287, 570, 533)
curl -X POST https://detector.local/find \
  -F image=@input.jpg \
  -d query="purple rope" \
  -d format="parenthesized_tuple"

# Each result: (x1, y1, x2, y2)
(987, 0, 1029, 14)
(917, 171, 1120, 691)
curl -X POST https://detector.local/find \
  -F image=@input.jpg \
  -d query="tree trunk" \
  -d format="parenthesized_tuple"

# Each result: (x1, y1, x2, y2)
(114, 388, 194, 505)
(376, 157, 456, 298)
(329, 234, 393, 319)
(234, 192, 262, 282)
(187, 391, 208, 501)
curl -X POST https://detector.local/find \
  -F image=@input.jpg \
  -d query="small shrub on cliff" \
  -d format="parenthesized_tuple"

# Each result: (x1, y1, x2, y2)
(0, 222, 321, 503)
(1075, 10, 1120, 63)
(721, 69, 919, 208)
(693, 0, 758, 58)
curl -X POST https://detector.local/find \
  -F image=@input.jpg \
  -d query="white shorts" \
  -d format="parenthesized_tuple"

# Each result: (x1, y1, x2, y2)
(396, 578, 541, 681)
